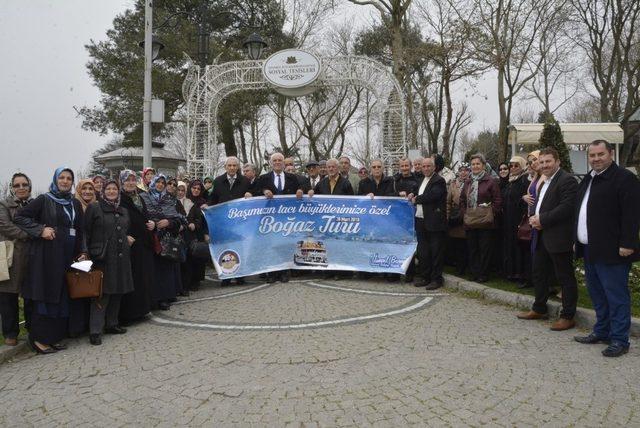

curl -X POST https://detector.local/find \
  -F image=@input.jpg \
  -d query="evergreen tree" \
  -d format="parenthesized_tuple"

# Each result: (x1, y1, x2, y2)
(538, 117, 573, 172)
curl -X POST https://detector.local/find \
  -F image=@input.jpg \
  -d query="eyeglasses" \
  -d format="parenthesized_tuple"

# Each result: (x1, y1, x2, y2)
(12, 183, 29, 188)
(371, 165, 383, 169)
(508, 164, 520, 168)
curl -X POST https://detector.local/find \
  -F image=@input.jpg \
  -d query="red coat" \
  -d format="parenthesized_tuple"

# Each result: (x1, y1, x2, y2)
(460, 174, 502, 229)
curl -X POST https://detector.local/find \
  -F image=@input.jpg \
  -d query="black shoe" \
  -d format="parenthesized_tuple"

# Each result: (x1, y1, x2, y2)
(221, 279, 231, 286)
(235, 278, 245, 285)
(602, 342, 629, 357)
(89, 334, 102, 346)
(414, 281, 427, 288)
(476, 276, 488, 283)
(50, 342, 68, 351)
(28, 336, 57, 354)
(424, 282, 443, 291)
(105, 326, 127, 335)
(280, 272, 290, 283)
(158, 302, 171, 311)
(574, 333, 610, 345)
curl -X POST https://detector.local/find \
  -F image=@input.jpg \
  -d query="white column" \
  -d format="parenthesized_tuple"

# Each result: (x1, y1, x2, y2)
(142, 0, 153, 169)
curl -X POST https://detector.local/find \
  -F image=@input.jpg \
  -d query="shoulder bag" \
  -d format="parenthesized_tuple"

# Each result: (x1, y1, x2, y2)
(66, 269, 103, 299)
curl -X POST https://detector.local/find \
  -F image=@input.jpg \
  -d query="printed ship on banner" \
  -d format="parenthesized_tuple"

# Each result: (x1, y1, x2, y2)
(203, 195, 417, 279)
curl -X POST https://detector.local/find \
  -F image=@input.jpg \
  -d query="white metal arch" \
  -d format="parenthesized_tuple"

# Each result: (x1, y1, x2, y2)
(182, 55, 406, 178)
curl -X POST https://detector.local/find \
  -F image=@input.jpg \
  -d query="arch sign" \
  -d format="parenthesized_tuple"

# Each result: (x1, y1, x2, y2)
(262, 49, 321, 97)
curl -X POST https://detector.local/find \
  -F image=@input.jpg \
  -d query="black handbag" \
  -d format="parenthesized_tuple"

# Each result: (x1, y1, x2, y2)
(189, 240, 211, 260)
(159, 232, 187, 263)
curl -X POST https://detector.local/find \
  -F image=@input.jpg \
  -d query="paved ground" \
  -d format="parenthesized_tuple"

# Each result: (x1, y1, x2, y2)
(0, 275, 638, 426)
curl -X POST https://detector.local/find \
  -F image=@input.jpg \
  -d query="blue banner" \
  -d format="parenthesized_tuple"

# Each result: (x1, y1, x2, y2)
(203, 195, 417, 279)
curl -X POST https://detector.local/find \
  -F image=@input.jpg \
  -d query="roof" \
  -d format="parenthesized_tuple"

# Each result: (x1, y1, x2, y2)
(508, 123, 624, 145)
(627, 106, 640, 122)
(95, 147, 185, 161)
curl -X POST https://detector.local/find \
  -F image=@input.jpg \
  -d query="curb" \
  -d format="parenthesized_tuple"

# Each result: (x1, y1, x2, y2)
(443, 273, 640, 337)
(0, 340, 29, 364)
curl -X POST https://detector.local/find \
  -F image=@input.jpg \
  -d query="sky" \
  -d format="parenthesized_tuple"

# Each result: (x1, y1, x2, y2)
(0, 0, 503, 191)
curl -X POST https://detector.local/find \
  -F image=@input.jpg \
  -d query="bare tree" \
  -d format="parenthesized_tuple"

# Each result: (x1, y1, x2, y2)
(282, 0, 336, 47)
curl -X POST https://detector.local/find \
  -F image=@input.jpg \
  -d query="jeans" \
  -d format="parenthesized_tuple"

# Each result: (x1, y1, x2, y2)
(584, 250, 632, 347)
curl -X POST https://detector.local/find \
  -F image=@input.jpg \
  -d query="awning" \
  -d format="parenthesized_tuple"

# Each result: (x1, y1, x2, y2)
(508, 123, 624, 145)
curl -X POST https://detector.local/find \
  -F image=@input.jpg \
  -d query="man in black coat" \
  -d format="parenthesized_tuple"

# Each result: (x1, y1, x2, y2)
(357, 159, 397, 197)
(310, 159, 354, 196)
(411, 157, 447, 289)
(394, 158, 419, 197)
(242, 163, 258, 194)
(573, 140, 640, 357)
(300, 160, 321, 192)
(517, 148, 579, 331)
(253, 153, 304, 283)
(209, 157, 251, 206)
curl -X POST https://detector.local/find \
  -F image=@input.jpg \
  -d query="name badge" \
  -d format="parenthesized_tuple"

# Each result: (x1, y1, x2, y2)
(69, 228, 76, 237)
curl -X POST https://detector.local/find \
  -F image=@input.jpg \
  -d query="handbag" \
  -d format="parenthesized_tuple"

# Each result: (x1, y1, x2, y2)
(517, 214, 532, 241)
(160, 232, 187, 263)
(189, 240, 211, 260)
(463, 205, 494, 229)
(0, 241, 15, 282)
(66, 269, 103, 299)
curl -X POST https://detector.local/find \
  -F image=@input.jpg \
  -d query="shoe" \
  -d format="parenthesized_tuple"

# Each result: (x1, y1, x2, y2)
(280, 272, 290, 283)
(550, 318, 575, 331)
(574, 333, 610, 345)
(221, 279, 231, 286)
(476, 276, 488, 283)
(516, 310, 549, 320)
(235, 278, 245, 285)
(4, 338, 17, 346)
(89, 334, 102, 346)
(28, 336, 57, 354)
(602, 342, 629, 357)
(266, 275, 276, 284)
(403, 275, 414, 283)
(414, 282, 427, 288)
(105, 326, 127, 335)
(158, 302, 171, 311)
(424, 282, 443, 291)
(50, 342, 68, 350)
(517, 282, 532, 289)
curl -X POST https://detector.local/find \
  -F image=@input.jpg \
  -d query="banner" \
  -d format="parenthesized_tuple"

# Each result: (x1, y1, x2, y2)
(203, 195, 417, 279)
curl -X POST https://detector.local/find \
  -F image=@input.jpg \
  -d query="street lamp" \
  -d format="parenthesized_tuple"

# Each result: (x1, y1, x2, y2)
(138, 35, 165, 61)
(243, 32, 267, 61)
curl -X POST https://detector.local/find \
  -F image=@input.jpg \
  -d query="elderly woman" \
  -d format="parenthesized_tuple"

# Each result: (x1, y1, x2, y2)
(14, 167, 87, 354)
(140, 175, 186, 310)
(84, 179, 134, 345)
(0, 173, 33, 346)
(460, 154, 502, 283)
(446, 163, 470, 275)
(502, 156, 530, 285)
(75, 179, 97, 212)
(138, 167, 156, 192)
(118, 170, 155, 324)
(181, 180, 208, 291)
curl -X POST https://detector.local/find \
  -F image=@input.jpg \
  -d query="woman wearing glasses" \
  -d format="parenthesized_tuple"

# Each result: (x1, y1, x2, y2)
(0, 173, 33, 346)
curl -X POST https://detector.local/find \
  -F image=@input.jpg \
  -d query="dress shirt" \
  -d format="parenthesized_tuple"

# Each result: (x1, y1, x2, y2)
(227, 174, 236, 188)
(535, 168, 560, 216)
(309, 175, 320, 188)
(329, 175, 338, 193)
(577, 167, 609, 245)
(273, 172, 284, 192)
(415, 174, 431, 219)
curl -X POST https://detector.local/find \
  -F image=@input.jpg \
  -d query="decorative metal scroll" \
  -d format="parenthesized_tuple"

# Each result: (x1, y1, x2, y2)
(182, 55, 406, 178)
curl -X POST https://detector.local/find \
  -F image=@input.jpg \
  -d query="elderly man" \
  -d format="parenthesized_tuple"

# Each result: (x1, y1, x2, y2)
(242, 163, 257, 193)
(253, 153, 304, 283)
(338, 156, 360, 192)
(413, 157, 424, 180)
(318, 160, 328, 178)
(310, 159, 354, 196)
(573, 140, 640, 357)
(517, 148, 578, 331)
(303, 160, 322, 190)
(394, 158, 419, 197)
(357, 159, 396, 197)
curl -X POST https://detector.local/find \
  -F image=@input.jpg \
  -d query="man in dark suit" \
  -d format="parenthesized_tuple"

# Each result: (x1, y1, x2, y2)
(301, 160, 321, 192)
(309, 159, 354, 196)
(242, 163, 258, 194)
(411, 157, 447, 289)
(210, 157, 251, 286)
(253, 153, 304, 283)
(573, 140, 640, 357)
(517, 148, 579, 331)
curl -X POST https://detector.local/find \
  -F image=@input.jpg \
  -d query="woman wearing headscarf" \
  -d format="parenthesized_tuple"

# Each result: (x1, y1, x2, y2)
(502, 156, 530, 285)
(203, 176, 214, 202)
(181, 179, 208, 291)
(92, 175, 106, 196)
(84, 179, 134, 345)
(118, 170, 155, 324)
(460, 154, 502, 283)
(14, 167, 87, 354)
(446, 163, 470, 275)
(140, 175, 186, 310)
(0, 173, 33, 346)
(138, 167, 156, 192)
(75, 179, 97, 212)
(521, 150, 545, 289)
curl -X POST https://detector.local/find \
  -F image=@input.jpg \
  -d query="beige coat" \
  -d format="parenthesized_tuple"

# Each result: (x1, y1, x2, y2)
(447, 179, 466, 239)
(0, 197, 31, 293)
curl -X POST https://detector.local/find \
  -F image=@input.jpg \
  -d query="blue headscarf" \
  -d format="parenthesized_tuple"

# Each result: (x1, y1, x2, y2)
(46, 167, 74, 206)
(148, 174, 167, 202)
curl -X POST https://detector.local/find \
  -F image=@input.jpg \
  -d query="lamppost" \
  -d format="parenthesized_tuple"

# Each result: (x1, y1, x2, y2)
(140, 3, 266, 169)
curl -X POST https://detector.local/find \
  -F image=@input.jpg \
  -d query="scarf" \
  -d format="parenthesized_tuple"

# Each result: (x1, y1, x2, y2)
(74, 179, 97, 212)
(203, 176, 214, 196)
(468, 171, 485, 209)
(187, 179, 207, 208)
(101, 179, 121, 209)
(9, 173, 32, 207)
(177, 181, 192, 213)
(46, 167, 74, 206)
(148, 174, 167, 202)
(119, 169, 142, 210)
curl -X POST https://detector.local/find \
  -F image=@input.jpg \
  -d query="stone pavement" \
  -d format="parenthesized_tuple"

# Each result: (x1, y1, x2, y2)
(0, 276, 638, 426)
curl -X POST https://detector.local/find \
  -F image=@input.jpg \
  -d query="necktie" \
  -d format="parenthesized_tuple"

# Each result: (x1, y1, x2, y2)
(276, 174, 282, 193)
(229, 176, 235, 188)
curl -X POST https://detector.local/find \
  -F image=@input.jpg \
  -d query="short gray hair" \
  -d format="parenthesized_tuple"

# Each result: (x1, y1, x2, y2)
(225, 156, 240, 166)
(470, 153, 486, 165)
(242, 163, 255, 172)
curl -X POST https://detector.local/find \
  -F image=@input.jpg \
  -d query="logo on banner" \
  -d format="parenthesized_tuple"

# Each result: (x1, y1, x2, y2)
(218, 250, 241, 274)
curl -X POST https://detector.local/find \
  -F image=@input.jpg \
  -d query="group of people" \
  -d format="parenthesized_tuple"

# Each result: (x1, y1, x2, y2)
(0, 140, 638, 358)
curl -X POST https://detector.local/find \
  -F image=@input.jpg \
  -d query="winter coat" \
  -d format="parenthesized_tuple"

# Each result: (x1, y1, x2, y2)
(0, 197, 31, 293)
(84, 199, 134, 295)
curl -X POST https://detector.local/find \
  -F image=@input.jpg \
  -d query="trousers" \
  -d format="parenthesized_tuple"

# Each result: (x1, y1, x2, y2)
(531, 243, 577, 319)
(415, 219, 446, 285)
(90, 294, 123, 335)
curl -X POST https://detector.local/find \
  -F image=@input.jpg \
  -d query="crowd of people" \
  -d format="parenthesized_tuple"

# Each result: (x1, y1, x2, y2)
(0, 140, 638, 358)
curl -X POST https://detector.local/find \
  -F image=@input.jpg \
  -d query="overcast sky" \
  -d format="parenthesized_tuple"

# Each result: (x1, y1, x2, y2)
(0, 1, 501, 191)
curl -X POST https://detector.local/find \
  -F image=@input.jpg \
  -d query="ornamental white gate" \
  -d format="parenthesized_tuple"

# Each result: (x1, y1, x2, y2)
(182, 54, 407, 178)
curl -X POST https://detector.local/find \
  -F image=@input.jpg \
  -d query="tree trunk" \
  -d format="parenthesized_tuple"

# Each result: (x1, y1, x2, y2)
(442, 74, 453, 161)
(237, 124, 248, 163)
(497, 67, 508, 162)
(220, 115, 237, 157)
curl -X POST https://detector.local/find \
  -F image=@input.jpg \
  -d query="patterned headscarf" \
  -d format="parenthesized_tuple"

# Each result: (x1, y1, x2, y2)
(9, 173, 32, 207)
(148, 174, 167, 202)
(101, 179, 121, 209)
(142, 168, 156, 185)
(75, 179, 97, 212)
(47, 167, 74, 206)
